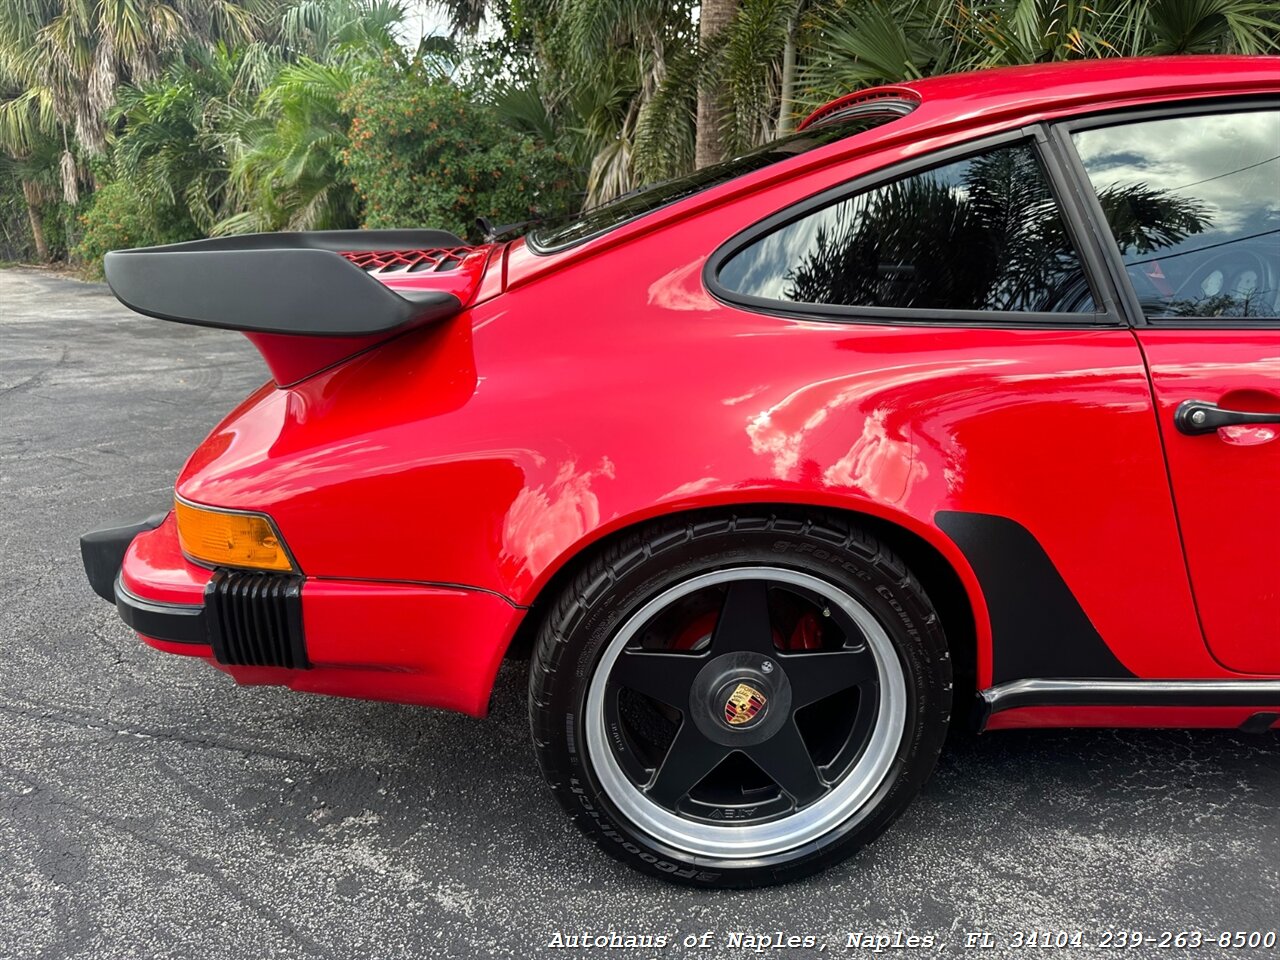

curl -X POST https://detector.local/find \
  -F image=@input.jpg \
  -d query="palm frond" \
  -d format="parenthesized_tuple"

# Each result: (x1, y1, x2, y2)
(719, 0, 795, 153)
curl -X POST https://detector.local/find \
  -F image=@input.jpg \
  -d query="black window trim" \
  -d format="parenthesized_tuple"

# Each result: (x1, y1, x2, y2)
(1051, 95, 1280, 331)
(703, 125, 1122, 329)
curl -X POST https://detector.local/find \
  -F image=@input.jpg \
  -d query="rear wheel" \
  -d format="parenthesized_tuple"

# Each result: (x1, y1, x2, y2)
(529, 512, 952, 887)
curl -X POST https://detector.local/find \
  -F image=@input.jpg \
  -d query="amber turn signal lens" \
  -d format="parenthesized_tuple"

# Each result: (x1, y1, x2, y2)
(174, 498, 295, 572)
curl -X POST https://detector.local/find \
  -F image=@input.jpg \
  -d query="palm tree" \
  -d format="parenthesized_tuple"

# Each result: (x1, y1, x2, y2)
(0, 0, 270, 201)
(97, 0, 414, 237)
(212, 0, 412, 233)
(517, 0, 1280, 200)
(434, 0, 489, 35)
(0, 70, 59, 259)
(552, 0, 698, 203)
(216, 60, 367, 233)
(800, 0, 1280, 109)
(111, 44, 256, 234)
(696, 0, 738, 167)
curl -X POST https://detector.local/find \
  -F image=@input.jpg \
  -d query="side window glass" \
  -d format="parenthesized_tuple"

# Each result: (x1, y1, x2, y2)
(1072, 109, 1280, 320)
(716, 142, 1093, 314)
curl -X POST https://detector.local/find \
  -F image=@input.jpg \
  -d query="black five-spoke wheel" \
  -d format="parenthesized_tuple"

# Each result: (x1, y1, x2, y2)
(585, 566, 905, 859)
(531, 513, 951, 887)
(605, 575, 882, 815)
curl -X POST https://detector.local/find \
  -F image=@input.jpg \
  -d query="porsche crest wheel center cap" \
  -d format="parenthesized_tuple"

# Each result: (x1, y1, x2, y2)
(687, 650, 793, 746)
(722, 680, 768, 727)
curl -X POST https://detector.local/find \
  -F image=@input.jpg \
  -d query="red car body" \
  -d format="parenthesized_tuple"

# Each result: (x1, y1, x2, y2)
(93, 55, 1280, 735)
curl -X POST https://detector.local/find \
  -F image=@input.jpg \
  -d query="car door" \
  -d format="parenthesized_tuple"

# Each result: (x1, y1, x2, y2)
(1064, 102, 1280, 675)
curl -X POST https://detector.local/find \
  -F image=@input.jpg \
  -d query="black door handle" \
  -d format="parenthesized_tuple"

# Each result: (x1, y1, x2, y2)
(1174, 399, 1280, 436)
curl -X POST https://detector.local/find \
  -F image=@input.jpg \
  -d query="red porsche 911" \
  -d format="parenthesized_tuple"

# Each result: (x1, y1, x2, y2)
(81, 56, 1280, 887)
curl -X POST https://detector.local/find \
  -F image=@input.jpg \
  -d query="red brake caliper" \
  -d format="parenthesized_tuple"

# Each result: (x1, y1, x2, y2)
(671, 608, 823, 651)
(671, 611, 719, 651)
(784, 611, 822, 651)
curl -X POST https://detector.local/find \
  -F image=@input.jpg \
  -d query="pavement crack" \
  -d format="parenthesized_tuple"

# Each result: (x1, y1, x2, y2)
(0, 344, 67, 399)
(0, 700, 315, 765)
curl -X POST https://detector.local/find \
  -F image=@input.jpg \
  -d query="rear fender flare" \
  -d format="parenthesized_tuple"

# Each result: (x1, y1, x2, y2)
(508, 492, 992, 687)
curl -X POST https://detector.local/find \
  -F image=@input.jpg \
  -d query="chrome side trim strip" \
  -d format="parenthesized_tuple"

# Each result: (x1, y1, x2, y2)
(981, 678, 1280, 721)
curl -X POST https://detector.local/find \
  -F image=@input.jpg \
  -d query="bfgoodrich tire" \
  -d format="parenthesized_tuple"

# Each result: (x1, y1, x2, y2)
(528, 511, 952, 888)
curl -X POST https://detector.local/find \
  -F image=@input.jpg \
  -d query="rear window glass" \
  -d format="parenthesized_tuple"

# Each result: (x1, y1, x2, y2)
(716, 142, 1093, 314)
(527, 109, 909, 253)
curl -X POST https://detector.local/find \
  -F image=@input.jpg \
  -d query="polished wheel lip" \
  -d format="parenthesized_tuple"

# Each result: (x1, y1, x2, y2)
(584, 566, 908, 861)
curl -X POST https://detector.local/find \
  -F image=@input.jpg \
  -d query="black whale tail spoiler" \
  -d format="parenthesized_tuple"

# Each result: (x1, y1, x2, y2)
(104, 229, 492, 385)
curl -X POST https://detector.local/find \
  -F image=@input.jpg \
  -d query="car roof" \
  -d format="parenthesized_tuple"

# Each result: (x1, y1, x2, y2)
(802, 55, 1280, 132)
(506, 56, 1279, 284)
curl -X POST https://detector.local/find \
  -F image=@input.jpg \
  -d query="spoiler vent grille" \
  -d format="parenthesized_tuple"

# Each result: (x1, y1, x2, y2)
(340, 247, 478, 275)
(205, 571, 308, 670)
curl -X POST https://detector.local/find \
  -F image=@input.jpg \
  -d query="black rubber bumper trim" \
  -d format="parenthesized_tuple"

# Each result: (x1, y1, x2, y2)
(80, 513, 168, 603)
(205, 570, 309, 669)
(114, 576, 209, 646)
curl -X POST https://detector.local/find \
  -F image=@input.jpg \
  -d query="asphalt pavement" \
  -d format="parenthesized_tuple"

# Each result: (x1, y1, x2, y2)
(1, 266, 1277, 959)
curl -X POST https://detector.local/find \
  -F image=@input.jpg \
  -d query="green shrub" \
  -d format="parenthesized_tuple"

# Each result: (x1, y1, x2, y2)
(73, 181, 199, 277)
(342, 65, 577, 241)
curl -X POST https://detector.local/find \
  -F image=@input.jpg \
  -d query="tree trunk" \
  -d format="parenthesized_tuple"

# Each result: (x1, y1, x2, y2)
(21, 181, 50, 262)
(695, 0, 739, 169)
(777, 16, 798, 137)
